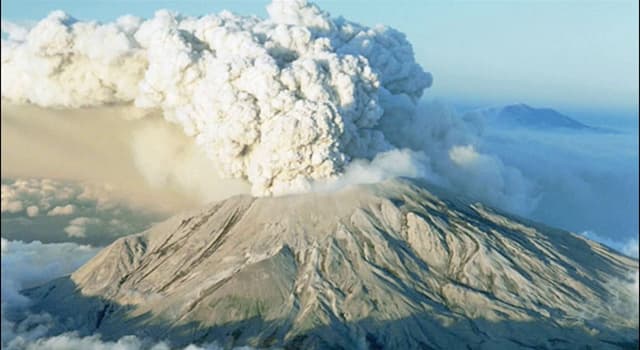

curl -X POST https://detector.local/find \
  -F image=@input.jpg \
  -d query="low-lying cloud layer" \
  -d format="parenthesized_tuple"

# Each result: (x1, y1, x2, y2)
(1, 178, 163, 245)
(475, 120, 639, 243)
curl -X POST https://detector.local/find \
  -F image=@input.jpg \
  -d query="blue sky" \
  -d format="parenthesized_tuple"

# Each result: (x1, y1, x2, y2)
(2, 0, 638, 117)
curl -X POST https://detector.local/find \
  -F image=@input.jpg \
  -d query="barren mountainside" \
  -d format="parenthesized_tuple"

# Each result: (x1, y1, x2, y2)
(25, 178, 638, 349)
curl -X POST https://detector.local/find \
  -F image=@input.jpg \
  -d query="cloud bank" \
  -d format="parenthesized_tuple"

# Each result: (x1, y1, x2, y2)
(1, 178, 163, 246)
(1, 238, 98, 310)
(473, 117, 639, 241)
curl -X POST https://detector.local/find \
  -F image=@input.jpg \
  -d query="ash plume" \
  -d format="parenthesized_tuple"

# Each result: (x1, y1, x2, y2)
(1, 0, 431, 196)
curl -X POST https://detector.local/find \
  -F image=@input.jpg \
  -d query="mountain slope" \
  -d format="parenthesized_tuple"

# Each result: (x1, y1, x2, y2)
(25, 178, 638, 349)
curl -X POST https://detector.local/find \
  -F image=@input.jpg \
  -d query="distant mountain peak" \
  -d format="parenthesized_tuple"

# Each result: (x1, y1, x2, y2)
(497, 104, 589, 129)
(473, 103, 618, 132)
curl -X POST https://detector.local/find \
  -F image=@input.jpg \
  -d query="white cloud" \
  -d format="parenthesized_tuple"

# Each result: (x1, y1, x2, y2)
(448, 144, 480, 166)
(63, 217, 101, 238)
(2, 200, 23, 213)
(26, 206, 39, 217)
(0, 238, 99, 310)
(7, 334, 164, 350)
(2, 179, 121, 210)
(4, 334, 252, 350)
(1, 20, 30, 41)
(310, 149, 431, 193)
(47, 205, 75, 216)
(1, 178, 162, 245)
(471, 111, 639, 247)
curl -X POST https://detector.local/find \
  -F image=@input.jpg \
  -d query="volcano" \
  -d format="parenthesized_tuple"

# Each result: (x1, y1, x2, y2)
(24, 178, 638, 349)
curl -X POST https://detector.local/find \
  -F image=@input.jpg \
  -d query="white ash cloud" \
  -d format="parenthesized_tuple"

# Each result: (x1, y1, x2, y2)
(1, 0, 553, 217)
(1, 0, 431, 196)
(0, 12, 146, 108)
(1, 103, 251, 211)
(129, 121, 250, 204)
(308, 149, 429, 193)
(379, 102, 539, 215)
(596, 269, 639, 329)
(2, 0, 633, 229)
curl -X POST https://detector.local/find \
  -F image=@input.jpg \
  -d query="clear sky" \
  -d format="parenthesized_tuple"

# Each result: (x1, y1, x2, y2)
(2, 0, 638, 117)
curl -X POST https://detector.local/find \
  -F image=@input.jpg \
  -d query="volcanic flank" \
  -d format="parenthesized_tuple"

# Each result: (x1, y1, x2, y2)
(24, 178, 638, 349)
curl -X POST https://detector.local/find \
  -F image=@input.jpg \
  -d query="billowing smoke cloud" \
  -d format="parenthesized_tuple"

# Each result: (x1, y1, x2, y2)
(305, 103, 539, 217)
(1, 0, 537, 215)
(377, 102, 538, 215)
(129, 121, 250, 204)
(1, 238, 256, 350)
(0, 12, 145, 107)
(1, 0, 432, 196)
